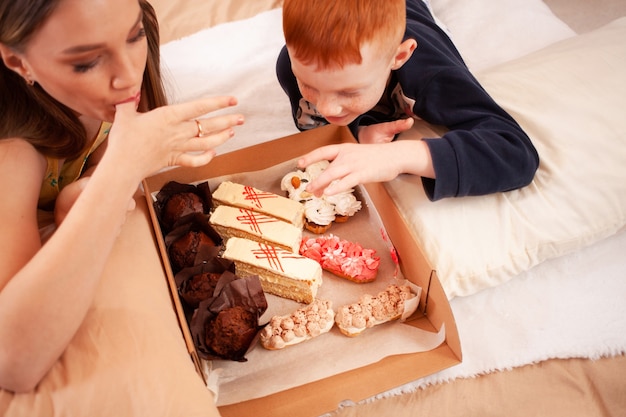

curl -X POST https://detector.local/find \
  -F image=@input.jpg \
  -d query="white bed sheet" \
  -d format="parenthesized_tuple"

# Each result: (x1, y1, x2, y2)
(159, 2, 626, 403)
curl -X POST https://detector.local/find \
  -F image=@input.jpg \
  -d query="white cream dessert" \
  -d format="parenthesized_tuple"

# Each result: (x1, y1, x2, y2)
(324, 191, 361, 219)
(221, 237, 322, 304)
(335, 284, 416, 337)
(209, 205, 302, 253)
(280, 161, 327, 202)
(279, 169, 311, 202)
(280, 160, 361, 232)
(303, 198, 336, 228)
(212, 181, 305, 229)
(260, 299, 335, 350)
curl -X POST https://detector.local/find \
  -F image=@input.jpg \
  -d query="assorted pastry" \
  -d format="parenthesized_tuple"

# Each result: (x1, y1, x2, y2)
(213, 180, 305, 228)
(154, 180, 212, 233)
(221, 236, 322, 304)
(280, 160, 362, 233)
(334, 284, 418, 337)
(260, 299, 335, 350)
(175, 256, 235, 310)
(299, 234, 380, 283)
(190, 272, 268, 362)
(153, 170, 420, 360)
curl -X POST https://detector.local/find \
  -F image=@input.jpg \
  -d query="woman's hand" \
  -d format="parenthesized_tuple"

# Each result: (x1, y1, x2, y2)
(57, 95, 243, 226)
(106, 95, 244, 181)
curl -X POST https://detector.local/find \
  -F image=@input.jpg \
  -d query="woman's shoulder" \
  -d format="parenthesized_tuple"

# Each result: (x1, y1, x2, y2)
(0, 138, 47, 176)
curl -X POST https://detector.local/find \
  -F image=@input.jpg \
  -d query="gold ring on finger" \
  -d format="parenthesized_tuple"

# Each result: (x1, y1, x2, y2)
(194, 119, 205, 138)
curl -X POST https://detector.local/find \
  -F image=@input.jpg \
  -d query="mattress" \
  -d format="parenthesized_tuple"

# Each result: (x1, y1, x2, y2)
(1, 1, 624, 416)
(150, 1, 626, 415)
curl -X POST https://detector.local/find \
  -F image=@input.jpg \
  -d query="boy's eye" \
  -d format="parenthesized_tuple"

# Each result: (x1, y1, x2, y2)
(341, 91, 360, 98)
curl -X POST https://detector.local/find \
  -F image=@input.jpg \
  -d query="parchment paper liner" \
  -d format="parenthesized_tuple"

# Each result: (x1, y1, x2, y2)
(173, 159, 447, 406)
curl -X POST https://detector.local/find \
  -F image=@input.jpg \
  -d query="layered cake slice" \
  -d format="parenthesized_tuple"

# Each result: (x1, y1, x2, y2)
(212, 181, 305, 229)
(209, 205, 302, 253)
(222, 237, 322, 304)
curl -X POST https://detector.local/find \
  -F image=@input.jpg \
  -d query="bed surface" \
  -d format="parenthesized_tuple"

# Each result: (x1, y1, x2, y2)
(149, 0, 626, 414)
(1, 1, 624, 416)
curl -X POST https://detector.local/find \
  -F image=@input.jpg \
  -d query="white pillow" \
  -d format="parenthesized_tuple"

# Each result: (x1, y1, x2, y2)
(385, 17, 626, 299)
(429, 0, 576, 71)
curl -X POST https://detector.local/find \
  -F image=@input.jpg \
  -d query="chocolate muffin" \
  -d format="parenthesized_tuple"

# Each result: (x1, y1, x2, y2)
(168, 230, 216, 272)
(205, 306, 258, 360)
(161, 192, 205, 231)
(180, 272, 222, 308)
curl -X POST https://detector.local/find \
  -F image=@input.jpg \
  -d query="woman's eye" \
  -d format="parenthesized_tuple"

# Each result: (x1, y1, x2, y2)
(130, 28, 146, 43)
(73, 60, 98, 73)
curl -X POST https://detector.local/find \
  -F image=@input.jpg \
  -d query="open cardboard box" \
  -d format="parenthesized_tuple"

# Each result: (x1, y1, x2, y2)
(143, 124, 462, 417)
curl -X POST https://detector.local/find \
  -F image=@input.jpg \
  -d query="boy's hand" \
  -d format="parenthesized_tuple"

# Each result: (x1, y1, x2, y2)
(296, 142, 402, 197)
(358, 118, 414, 144)
(297, 137, 434, 197)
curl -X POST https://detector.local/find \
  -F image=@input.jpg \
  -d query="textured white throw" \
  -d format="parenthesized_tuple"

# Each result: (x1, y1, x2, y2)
(385, 228, 626, 395)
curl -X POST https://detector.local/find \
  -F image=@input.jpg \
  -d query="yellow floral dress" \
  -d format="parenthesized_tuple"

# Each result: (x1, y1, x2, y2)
(38, 122, 111, 211)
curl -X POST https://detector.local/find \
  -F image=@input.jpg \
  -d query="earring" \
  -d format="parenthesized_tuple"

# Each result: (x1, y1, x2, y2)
(24, 76, 34, 86)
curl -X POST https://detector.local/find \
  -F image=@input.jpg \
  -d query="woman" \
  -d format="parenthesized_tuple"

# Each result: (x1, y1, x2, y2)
(0, 0, 244, 392)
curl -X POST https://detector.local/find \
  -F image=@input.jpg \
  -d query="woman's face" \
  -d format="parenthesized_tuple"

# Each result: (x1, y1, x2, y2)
(20, 0, 147, 122)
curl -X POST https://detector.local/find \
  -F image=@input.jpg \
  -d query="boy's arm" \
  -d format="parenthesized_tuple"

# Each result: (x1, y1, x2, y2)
(400, 1, 539, 200)
(411, 68, 539, 200)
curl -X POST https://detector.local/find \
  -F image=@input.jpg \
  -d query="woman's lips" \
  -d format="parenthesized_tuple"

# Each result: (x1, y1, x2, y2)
(116, 92, 141, 106)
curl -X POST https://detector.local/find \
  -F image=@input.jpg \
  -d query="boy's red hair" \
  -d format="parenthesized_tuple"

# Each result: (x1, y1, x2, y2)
(283, 0, 406, 69)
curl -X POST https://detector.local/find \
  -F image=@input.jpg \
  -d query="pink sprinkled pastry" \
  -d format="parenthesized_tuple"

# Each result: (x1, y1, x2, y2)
(299, 234, 380, 283)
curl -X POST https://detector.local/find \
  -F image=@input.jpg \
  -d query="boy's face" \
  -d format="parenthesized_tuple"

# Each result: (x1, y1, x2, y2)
(289, 42, 396, 126)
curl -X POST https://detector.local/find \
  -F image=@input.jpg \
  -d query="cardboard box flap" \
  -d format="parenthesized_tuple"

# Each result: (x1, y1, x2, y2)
(143, 124, 461, 417)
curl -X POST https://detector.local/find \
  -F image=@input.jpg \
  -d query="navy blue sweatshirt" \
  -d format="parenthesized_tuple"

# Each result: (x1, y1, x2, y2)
(276, 0, 539, 200)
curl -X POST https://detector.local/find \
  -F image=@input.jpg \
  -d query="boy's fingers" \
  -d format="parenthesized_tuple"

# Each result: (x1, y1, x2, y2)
(392, 118, 414, 135)
(297, 145, 340, 169)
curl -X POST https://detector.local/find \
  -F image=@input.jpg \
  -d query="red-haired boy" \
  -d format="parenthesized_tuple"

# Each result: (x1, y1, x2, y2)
(276, 0, 538, 201)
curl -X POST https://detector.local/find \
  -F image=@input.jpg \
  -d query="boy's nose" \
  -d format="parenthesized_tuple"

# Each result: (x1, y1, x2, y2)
(316, 95, 342, 117)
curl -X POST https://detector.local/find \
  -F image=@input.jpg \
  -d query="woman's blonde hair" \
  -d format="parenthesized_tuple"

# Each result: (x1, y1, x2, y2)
(282, 0, 406, 69)
(0, 0, 166, 160)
